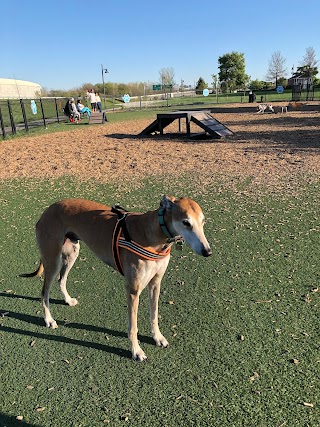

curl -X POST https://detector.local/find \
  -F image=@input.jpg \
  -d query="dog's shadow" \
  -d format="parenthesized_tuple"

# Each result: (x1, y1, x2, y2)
(1, 293, 155, 359)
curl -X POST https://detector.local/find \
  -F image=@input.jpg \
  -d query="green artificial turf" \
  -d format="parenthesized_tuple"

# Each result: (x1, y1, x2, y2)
(0, 176, 319, 426)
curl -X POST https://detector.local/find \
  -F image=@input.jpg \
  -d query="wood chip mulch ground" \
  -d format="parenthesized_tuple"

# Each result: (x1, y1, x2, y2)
(1, 108, 319, 191)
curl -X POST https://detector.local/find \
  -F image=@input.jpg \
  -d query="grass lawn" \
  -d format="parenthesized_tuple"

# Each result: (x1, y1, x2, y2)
(0, 176, 319, 426)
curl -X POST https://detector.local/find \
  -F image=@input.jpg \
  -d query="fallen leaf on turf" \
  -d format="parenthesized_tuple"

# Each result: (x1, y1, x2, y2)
(30, 340, 36, 347)
(26, 385, 34, 390)
(168, 301, 174, 305)
(311, 288, 318, 293)
(292, 359, 299, 365)
(35, 407, 46, 412)
(16, 415, 23, 420)
(249, 372, 260, 382)
(0, 312, 9, 318)
(304, 293, 311, 303)
(239, 335, 245, 341)
(303, 402, 314, 408)
(120, 412, 131, 421)
(63, 359, 70, 364)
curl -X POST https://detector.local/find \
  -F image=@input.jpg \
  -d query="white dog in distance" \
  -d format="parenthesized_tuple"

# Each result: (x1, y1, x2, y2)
(257, 103, 274, 113)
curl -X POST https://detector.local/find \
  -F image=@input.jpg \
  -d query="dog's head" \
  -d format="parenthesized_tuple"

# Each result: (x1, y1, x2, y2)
(160, 195, 212, 257)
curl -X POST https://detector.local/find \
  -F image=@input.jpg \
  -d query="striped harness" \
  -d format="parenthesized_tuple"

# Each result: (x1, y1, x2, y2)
(111, 205, 173, 276)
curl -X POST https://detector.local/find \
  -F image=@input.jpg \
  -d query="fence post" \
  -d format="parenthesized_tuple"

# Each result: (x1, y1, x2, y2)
(54, 98, 60, 123)
(20, 99, 29, 133)
(39, 98, 47, 129)
(0, 106, 6, 138)
(7, 100, 16, 134)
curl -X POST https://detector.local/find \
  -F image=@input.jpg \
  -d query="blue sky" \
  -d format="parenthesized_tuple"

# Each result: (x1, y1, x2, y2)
(1, 0, 319, 90)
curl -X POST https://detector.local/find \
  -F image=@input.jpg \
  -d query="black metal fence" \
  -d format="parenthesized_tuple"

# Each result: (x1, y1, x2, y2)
(0, 97, 69, 138)
(1, 87, 320, 138)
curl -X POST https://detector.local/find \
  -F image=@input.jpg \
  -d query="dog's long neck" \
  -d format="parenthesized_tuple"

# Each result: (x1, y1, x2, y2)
(126, 209, 174, 251)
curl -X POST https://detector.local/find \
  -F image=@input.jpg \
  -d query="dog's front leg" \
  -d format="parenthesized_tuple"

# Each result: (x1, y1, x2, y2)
(148, 275, 168, 348)
(127, 289, 147, 361)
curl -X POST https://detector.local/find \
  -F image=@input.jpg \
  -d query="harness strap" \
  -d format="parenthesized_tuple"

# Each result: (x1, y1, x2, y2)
(112, 218, 125, 275)
(118, 237, 171, 260)
(112, 207, 171, 276)
(112, 205, 131, 242)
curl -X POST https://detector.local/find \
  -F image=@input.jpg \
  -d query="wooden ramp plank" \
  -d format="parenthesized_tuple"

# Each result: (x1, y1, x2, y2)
(191, 113, 233, 138)
(139, 119, 160, 135)
(139, 116, 177, 135)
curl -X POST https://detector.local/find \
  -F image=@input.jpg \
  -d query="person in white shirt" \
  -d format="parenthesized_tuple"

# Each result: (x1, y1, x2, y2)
(70, 98, 81, 121)
(87, 89, 96, 112)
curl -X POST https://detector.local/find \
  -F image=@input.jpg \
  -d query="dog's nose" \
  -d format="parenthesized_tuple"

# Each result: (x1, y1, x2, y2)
(202, 247, 212, 257)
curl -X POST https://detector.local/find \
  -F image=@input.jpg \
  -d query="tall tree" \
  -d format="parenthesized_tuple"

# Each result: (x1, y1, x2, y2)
(218, 52, 249, 92)
(300, 46, 317, 68)
(266, 51, 287, 86)
(211, 74, 220, 92)
(159, 67, 175, 88)
(195, 77, 208, 92)
(293, 47, 319, 81)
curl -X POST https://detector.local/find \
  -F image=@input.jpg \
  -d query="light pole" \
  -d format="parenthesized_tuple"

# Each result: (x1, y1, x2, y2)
(101, 64, 109, 109)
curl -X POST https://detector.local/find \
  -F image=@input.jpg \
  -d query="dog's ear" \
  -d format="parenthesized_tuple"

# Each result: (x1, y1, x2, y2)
(160, 195, 176, 211)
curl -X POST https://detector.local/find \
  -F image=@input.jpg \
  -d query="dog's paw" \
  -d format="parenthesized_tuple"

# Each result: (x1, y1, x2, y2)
(66, 297, 78, 307)
(132, 348, 148, 362)
(153, 334, 169, 348)
(45, 319, 58, 329)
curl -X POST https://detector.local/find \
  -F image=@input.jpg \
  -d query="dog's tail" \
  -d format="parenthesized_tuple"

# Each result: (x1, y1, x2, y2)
(19, 262, 44, 278)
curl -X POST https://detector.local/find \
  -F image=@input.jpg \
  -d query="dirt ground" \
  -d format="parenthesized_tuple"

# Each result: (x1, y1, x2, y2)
(1, 106, 319, 191)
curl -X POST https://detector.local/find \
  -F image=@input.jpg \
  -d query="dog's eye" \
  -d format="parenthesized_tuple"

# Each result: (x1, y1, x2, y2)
(182, 219, 192, 228)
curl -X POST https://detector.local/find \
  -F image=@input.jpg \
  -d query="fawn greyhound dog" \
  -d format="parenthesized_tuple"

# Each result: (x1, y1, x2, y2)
(20, 195, 212, 361)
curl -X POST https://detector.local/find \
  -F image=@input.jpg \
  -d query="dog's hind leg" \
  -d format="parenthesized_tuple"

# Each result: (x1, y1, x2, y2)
(59, 239, 80, 307)
(41, 255, 61, 329)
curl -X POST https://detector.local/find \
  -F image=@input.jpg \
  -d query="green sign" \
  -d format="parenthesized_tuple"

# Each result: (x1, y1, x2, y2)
(153, 84, 161, 90)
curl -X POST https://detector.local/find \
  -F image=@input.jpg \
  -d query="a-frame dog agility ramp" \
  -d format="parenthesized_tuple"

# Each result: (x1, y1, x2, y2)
(139, 110, 233, 140)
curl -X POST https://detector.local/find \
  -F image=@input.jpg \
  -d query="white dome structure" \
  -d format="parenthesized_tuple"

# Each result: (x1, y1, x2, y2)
(0, 78, 41, 98)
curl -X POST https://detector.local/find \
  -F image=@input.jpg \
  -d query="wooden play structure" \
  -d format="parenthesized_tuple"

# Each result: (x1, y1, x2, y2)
(139, 110, 233, 140)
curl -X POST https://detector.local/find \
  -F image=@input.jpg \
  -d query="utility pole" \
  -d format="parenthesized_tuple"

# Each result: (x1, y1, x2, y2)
(101, 64, 109, 109)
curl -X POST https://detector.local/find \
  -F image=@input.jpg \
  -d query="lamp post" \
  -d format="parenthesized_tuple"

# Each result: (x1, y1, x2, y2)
(101, 64, 109, 109)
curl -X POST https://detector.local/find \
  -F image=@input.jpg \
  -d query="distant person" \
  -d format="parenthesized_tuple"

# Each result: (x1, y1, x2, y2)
(70, 98, 81, 121)
(64, 98, 79, 122)
(77, 100, 91, 118)
(85, 89, 91, 106)
(63, 99, 73, 119)
(88, 89, 96, 112)
(95, 92, 102, 112)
